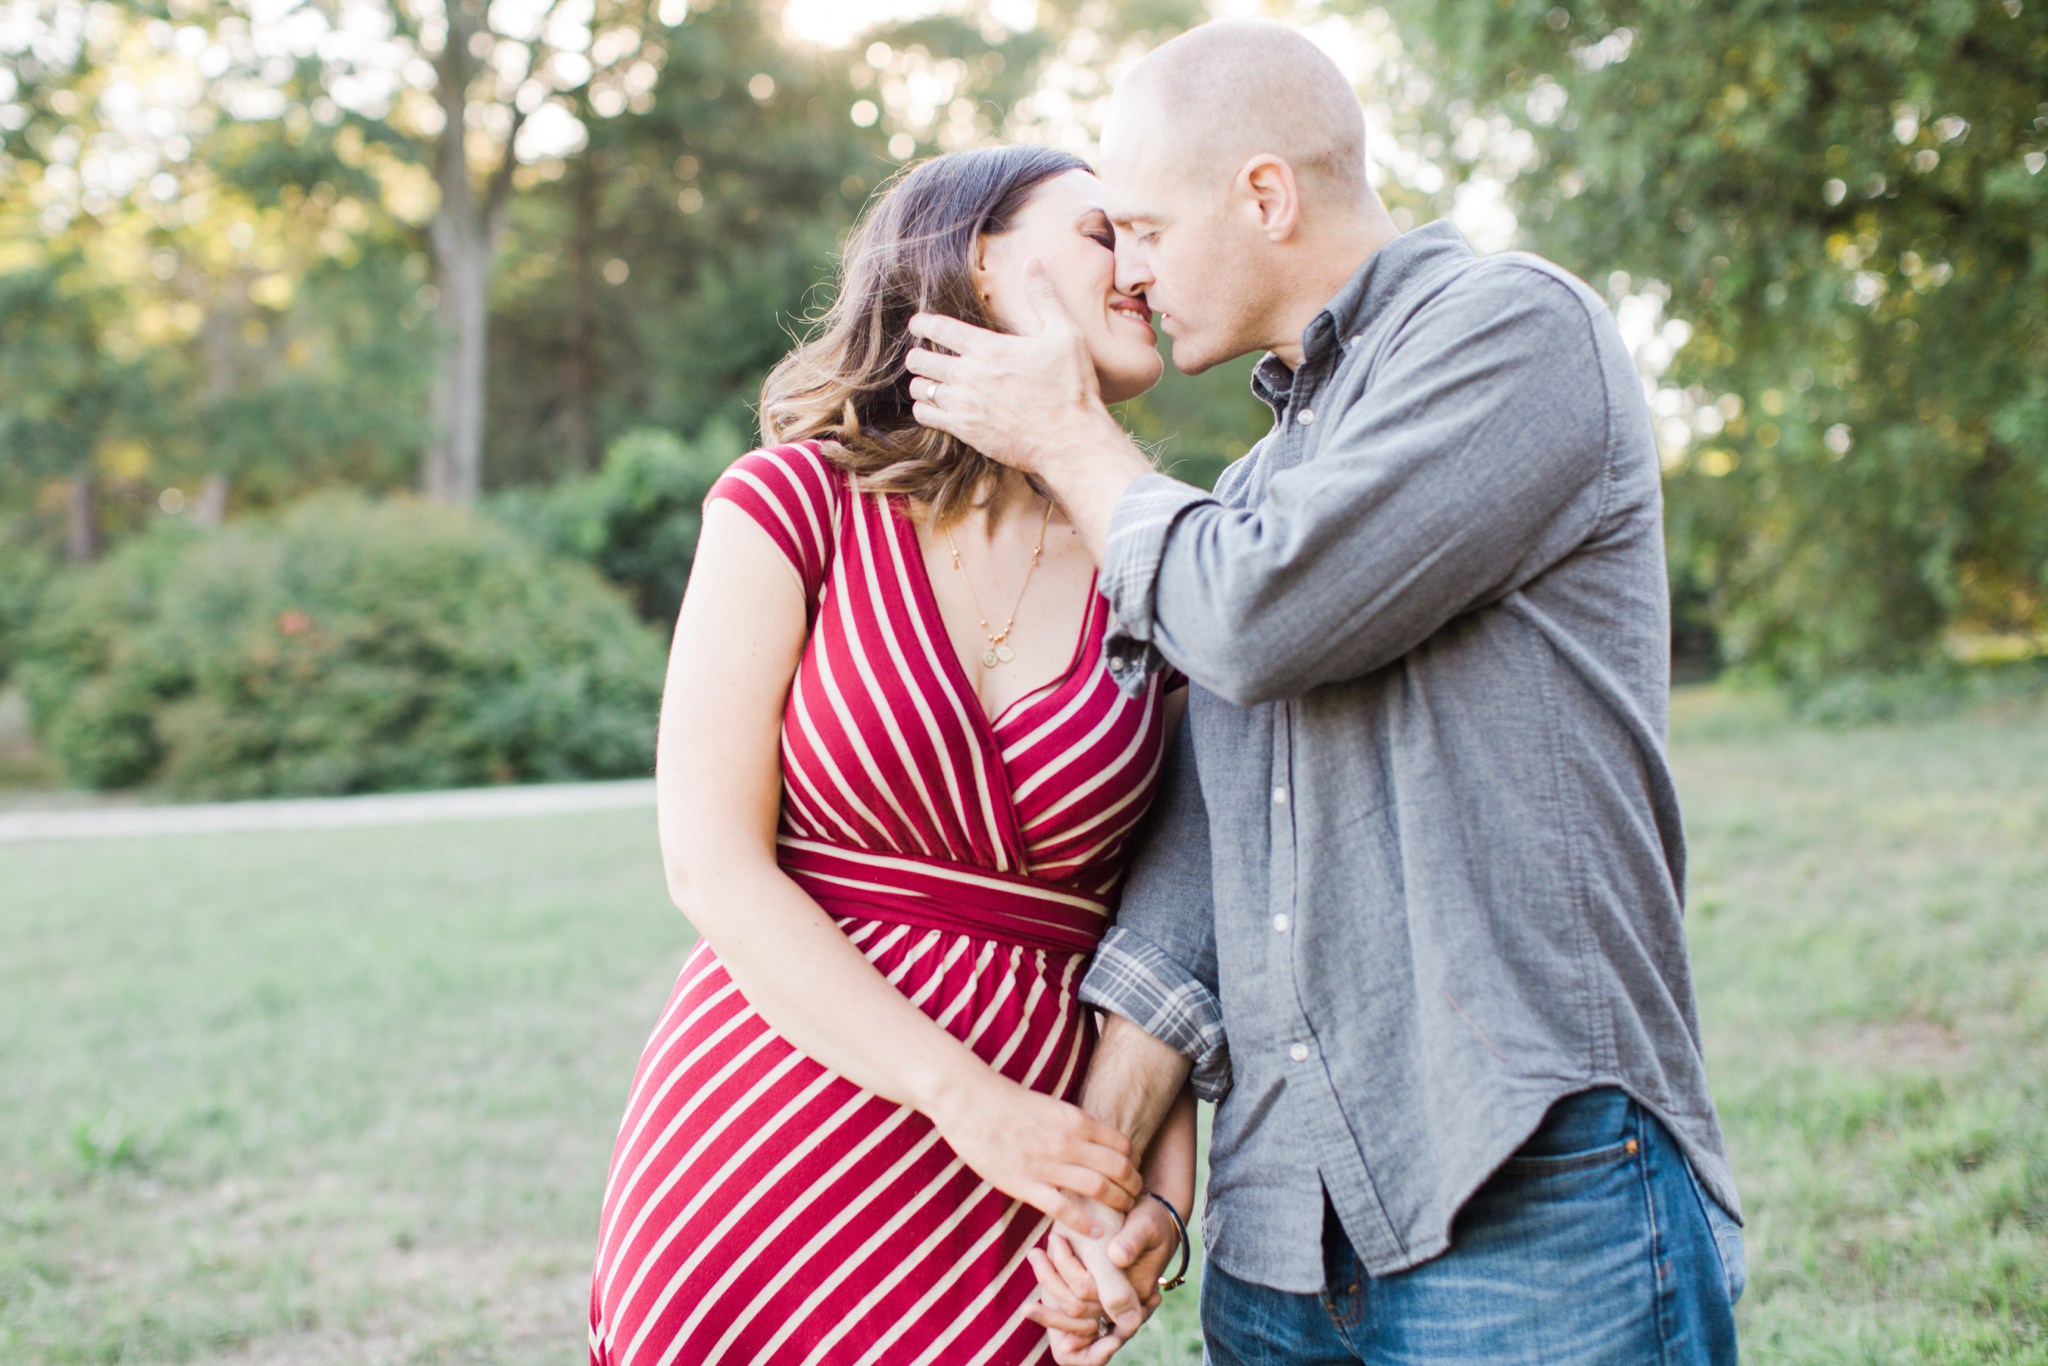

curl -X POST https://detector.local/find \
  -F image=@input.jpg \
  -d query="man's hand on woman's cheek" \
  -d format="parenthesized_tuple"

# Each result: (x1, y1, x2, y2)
(905, 260, 1121, 475)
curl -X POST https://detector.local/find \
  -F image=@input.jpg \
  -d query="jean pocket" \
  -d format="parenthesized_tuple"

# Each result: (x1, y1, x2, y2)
(1701, 1188, 1747, 1307)
(1496, 1089, 1639, 1178)
(1679, 1151, 1747, 1308)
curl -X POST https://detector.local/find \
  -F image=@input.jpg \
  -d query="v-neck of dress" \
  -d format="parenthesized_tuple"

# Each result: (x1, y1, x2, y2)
(890, 492, 1102, 740)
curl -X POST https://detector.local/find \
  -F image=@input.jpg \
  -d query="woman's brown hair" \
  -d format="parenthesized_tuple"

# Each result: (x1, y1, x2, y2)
(758, 145, 1092, 526)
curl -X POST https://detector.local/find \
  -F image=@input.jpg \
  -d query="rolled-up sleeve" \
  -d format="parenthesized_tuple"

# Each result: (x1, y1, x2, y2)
(1083, 927, 1231, 1100)
(1081, 718, 1232, 1099)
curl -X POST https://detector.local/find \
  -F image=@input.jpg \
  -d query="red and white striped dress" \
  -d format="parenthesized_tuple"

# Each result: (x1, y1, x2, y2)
(589, 441, 1180, 1366)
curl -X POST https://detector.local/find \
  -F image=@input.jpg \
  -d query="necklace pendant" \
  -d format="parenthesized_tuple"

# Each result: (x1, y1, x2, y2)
(995, 644, 1015, 664)
(981, 649, 1001, 668)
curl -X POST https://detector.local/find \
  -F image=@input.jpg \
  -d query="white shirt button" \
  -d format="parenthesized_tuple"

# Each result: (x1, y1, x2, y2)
(1108, 655, 1126, 673)
(1289, 1042, 1310, 1063)
(1272, 786, 1287, 805)
(1297, 408, 1315, 425)
(1273, 914, 1291, 933)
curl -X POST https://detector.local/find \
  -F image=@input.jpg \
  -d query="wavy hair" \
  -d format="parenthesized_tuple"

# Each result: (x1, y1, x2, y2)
(758, 145, 1091, 526)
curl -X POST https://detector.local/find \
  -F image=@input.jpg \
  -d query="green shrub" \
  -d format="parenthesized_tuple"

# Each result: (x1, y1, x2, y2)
(0, 536, 60, 688)
(17, 492, 665, 797)
(1793, 660, 2048, 729)
(491, 423, 743, 623)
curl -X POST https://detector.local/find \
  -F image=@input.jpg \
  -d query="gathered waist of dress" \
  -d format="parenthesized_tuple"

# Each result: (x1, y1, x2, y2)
(775, 835, 1111, 958)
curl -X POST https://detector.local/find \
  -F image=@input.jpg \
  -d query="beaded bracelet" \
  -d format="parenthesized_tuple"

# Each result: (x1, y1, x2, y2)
(1145, 1190, 1191, 1292)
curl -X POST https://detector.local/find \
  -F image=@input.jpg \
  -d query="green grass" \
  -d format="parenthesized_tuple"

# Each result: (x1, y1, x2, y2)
(3, 685, 2044, 1363)
(1669, 686, 2048, 1364)
(1, 812, 683, 1364)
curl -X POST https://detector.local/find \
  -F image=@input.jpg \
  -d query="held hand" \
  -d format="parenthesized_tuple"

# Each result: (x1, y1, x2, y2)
(1027, 1194, 1181, 1358)
(905, 260, 1121, 474)
(1104, 1194, 1183, 1319)
(1029, 1232, 1151, 1366)
(929, 1072, 1143, 1240)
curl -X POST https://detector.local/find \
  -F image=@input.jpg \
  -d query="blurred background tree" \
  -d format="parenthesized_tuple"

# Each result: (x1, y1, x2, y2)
(1367, 0, 2048, 683)
(3, 0, 2044, 794)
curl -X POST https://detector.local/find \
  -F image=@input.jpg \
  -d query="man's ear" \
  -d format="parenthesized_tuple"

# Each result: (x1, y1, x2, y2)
(1238, 155, 1301, 242)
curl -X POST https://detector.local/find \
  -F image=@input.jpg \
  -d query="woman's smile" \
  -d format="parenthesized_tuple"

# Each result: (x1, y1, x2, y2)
(1109, 296, 1156, 341)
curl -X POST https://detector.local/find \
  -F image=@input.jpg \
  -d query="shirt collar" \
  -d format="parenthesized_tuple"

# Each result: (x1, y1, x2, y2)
(1249, 220, 1474, 409)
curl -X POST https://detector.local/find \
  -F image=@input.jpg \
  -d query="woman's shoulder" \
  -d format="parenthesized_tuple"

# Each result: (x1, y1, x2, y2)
(715, 439, 851, 510)
(705, 440, 857, 606)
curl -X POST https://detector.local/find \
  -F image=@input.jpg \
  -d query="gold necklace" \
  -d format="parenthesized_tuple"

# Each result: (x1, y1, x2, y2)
(941, 497, 1055, 668)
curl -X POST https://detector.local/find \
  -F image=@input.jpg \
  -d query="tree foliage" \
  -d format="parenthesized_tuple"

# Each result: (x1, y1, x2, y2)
(1374, 0, 2048, 679)
(485, 1, 898, 482)
(0, 9, 438, 542)
(489, 423, 741, 623)
(12, 0, 2033, 720)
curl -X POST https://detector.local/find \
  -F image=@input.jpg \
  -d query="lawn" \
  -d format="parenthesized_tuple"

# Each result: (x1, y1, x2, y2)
(2, 685, 2043, 1364)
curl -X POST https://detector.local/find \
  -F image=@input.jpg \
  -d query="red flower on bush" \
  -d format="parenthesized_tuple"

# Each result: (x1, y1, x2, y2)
(277, 609, 313, 636)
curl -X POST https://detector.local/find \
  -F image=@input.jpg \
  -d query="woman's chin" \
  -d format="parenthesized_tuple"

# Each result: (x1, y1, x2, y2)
(1097, 358, 1165, 406)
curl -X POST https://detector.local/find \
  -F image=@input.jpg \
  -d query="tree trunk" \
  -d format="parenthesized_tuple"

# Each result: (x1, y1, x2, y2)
(197, 284, 243, 526)
(420, 9, 518, 507)
(65, 471, 98, 562)
(194, 472, 230, 525)
(563, 134, 599, 471)
(424, 212, 492, 503)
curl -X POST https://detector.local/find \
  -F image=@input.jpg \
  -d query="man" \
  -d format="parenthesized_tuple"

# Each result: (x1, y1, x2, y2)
(905, 18, 1744, 1366)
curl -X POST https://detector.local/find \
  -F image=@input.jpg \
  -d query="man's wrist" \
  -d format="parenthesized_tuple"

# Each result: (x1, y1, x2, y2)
(1037, 408, 1144, 482)
(1034, 416, 1153, 559)
(1079, 1017, 1191, 1157)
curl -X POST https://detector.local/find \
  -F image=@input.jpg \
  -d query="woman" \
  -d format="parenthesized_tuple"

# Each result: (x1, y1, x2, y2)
(588, 145, 1197, 1366)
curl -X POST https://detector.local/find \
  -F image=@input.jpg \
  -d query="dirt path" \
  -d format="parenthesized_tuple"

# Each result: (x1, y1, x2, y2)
(0, 779, 655, 843)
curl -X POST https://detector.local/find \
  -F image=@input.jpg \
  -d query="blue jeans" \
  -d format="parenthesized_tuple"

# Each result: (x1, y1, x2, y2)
(1201, 1088, 1744, 1365)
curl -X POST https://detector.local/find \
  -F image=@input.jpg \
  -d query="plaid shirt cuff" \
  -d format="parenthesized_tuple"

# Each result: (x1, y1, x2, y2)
(1100, 474, 1213, 698)
(1080, 925, 1233, 1102)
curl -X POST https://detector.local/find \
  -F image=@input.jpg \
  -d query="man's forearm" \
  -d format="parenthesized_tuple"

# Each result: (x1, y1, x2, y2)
(1080, 1012, 1194, 1156)
(1040, 419, 1155, 562)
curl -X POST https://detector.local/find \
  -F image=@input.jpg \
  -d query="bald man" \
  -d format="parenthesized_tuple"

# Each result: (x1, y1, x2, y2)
(908, 19, 1744, 1366)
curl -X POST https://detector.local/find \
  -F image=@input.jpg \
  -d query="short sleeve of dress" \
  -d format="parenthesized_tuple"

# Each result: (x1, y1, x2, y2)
(704, 441, 842, 609)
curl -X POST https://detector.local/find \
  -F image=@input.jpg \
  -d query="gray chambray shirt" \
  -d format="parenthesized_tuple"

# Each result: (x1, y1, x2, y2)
(1080, 221, 1740, 1292)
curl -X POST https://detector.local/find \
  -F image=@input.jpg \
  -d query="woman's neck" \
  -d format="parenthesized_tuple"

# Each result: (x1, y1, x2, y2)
(926, 467, 1057, 544)
(979, 468, 1046, 529)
